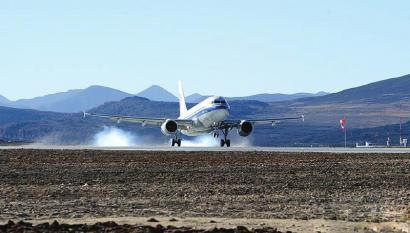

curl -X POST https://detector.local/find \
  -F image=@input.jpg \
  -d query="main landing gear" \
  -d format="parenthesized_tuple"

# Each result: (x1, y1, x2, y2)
(220, 139, 231, 147)
(220, 127, 231, 147)
(171, 138, 181, 147)
(171, 134, 181, 147)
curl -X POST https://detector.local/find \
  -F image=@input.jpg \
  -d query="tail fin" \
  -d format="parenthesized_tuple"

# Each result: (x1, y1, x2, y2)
(178, 80, 188, 117)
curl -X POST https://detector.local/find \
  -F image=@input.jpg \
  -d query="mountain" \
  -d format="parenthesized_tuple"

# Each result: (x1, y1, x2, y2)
(90, 96, 274, 120)
(91, 96, 180, 118)
(1, 74, 410, 146)
(302, 74, 410, 104)
(269, 74, 410, 128)
(228, 92, 329, 102)
(2, 86, 133, 113)
(186, 93, 209, 103)
(13, 89, 83, 109)
(0, 106, 62, 125)
(136, 85, 178, 102)
(0, 95, 11, 105)
(0, 106, 102, 144)
(0, 99, 320, 146)
(41, 85, 133, 113)
(0, 97, 408, 147)
(1, 85, 328, 113)
(185, 92, 329, 103)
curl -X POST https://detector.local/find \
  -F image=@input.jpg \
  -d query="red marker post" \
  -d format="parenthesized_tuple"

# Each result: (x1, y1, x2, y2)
(340, 118, 347, 148)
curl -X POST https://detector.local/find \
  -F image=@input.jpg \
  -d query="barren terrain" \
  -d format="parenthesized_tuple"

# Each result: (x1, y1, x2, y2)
(0, 149, 408, 232)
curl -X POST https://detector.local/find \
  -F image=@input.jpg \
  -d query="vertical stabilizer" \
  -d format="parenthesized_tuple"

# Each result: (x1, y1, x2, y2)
(178, 80, 188, 117)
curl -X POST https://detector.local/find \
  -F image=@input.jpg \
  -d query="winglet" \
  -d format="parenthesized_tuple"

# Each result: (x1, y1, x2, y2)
(178, 80, 188, 117)
(301, 115, 305, 122)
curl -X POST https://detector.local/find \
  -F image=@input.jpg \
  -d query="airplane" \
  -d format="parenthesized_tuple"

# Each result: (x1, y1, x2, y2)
(85, 81, 304, 147)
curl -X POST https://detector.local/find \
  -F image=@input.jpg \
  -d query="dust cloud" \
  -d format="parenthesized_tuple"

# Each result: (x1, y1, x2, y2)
(93, 127, 139, 147)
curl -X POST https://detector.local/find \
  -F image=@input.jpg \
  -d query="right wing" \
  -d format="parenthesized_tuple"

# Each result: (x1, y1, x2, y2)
(84, 112, 193, 129)
(219, 115, 305, 129)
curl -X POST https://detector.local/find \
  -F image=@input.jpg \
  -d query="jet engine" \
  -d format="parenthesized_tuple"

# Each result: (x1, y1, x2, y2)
(238, 120, 253, 137)
(161, 120, 178, 135)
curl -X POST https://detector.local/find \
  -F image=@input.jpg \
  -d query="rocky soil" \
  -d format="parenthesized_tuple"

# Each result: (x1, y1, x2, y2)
(0, 220, 288, 233)
(0, 149, 408, 231)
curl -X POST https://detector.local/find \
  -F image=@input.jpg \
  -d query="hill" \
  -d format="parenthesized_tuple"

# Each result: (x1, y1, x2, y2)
(302, 74, 410, 104)
(0, 95, 11, 105)
(1, 86, 132, 113)
(186, 93, 209, 103)
(0, 96, 408, 147)
(228, 92, 328, 102)
(1, 74, 410, 146)
(0, 97, 285, 145)
(90, 96, 274, 120)
(136, 85, 178, 102)
(185, 92, 329, 103)
(143, 74, 410, 128)
(42, 85, 132, 113)
(1, 85, 329, 112)
(0, 102, 407, 147)
(268, 74, 410, 128)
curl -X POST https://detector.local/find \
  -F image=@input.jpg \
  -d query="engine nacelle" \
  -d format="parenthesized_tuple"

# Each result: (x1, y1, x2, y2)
(161, 120, 178, 135)
(238, 120, 253, 137)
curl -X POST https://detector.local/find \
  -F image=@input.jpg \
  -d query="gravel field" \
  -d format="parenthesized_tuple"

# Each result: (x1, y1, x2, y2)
(0, 149, 408, 232)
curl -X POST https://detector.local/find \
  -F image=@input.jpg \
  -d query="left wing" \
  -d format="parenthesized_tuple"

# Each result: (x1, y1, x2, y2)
(83, 112, 193, 129)
(219, 115, 304, 128)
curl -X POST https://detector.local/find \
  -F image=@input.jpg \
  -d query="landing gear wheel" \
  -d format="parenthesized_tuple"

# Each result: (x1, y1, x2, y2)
(220, 139, 231, 147)
(220, 139, 225, 147)
(171, 138, 182, 147)
(220, 128, 232, 147)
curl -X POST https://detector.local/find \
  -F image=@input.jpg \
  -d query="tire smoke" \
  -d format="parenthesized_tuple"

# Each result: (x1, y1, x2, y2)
(93, 126, 139, 147)
(92, 127, 252, 147)
(180, 136, 219, 147)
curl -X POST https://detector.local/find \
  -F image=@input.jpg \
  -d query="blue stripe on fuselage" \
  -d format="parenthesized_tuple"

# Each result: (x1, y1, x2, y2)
(183, 105, 229, 120)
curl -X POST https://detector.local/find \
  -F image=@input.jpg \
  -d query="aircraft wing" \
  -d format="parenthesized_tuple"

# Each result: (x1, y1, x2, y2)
(84, 112, 194, 128)
(219, 115, 304, 128)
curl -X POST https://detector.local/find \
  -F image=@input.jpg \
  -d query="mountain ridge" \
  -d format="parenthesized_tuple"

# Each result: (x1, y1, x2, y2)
(0, 95, 11, 105)
(0, 73, 408, 146)
(0, 86, 133, 113)
(298, 74, 410, 104)
(227, 92, 329, 103)
(185, 92, 329, 103)
(136, 85, 179, 102)
(0, 85, 330, 111)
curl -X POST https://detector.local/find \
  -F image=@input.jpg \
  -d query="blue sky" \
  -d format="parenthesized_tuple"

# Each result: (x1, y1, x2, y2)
(0, 1, 409, 100)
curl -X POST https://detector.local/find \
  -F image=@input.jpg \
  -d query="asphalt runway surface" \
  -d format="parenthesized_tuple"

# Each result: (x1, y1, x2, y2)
(2, 144, 410, 153)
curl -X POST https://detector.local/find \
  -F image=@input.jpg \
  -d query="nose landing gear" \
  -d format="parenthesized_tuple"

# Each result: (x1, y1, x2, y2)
(220, 127, 231, 147)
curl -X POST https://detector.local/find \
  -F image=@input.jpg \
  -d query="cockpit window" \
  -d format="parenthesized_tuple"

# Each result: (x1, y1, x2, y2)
(213, 100, 226, 104)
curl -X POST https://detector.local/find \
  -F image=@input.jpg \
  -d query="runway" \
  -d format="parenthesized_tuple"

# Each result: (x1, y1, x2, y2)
(1, 148, 409, 232)
(2, 144, 410, 153)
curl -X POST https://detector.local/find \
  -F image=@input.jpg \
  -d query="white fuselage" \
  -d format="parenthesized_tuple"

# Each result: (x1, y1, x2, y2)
(179, 96, 230, 136)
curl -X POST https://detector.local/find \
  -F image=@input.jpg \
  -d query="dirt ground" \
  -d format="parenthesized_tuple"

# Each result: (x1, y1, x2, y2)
(0, 149, 408, 232)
